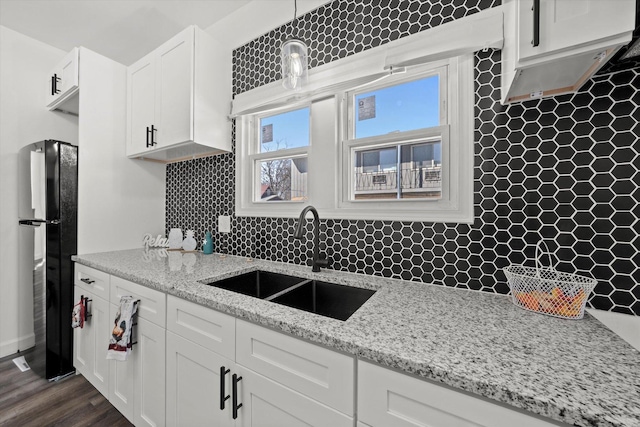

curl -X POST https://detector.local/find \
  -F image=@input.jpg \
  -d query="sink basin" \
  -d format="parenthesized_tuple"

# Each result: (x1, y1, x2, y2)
(271, 280, 376, 321)
(203, 270, 303, 299)
(202, 270, 376, 321)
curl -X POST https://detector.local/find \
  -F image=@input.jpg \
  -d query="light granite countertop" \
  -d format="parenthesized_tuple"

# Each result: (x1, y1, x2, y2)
(73, 249, 640, 427)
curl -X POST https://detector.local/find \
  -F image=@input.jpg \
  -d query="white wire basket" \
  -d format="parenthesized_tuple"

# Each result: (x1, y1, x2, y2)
(503, 242, 597, 319)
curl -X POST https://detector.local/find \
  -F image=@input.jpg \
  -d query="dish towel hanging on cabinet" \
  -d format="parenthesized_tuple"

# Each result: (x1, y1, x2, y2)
(107, 296, 139, 361)
(71, 298, 85, 329)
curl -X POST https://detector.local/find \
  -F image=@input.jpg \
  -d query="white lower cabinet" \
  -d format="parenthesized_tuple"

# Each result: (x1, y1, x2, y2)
(73, 285, 110, 397)
(166, 331, 235, 426)
(109, 303, 135, 421)
(133, 317, 166, 427)
(358, 360, 563, 427)
(165, 296, 355, 427)
(108, 313, 166, 427)
(236, 366, 352, 427)
(74, 264, 166, 427)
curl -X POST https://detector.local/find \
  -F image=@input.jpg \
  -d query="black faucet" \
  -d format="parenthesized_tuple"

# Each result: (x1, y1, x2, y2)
(293, 206, 329, 272)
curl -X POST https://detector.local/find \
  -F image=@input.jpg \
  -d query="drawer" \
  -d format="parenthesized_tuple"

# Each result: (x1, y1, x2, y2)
(110, 276, 166, 327)
(358, 361, 562, 427)
(236, 319, 354, 416)
(167, 295, 235, 361)
(75, 264, 110, 301)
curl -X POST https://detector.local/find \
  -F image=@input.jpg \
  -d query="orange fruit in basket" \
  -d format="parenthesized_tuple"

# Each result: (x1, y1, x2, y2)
(551, 287, 567, 301)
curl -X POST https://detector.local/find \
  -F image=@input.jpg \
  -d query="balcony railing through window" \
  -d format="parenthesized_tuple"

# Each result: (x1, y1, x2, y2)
(354, 163, 442, 200)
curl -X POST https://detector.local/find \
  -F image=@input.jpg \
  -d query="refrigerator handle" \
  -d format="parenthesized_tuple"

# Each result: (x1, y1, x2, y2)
(19, 219, 60, 227)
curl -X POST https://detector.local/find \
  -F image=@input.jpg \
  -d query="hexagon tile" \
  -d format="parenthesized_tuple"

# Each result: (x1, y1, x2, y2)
(167, 0, 639, 316)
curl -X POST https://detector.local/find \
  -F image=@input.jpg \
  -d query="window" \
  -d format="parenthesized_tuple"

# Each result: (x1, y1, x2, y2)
(253, 107, 310, 203)
(345, 69, 447, 202)
(235, 42, 474, 223)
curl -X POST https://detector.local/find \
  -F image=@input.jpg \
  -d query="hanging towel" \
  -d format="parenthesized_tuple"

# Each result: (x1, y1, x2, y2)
(107, 296, 139, 361)
(71, 298, 85, 329)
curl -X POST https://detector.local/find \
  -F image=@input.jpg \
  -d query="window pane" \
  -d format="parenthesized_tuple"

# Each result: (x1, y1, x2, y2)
(353, 141, 441, 200)
(260, 107, 310, 152)
(259, 157, 308, 202)
(354, 75, 439, 139)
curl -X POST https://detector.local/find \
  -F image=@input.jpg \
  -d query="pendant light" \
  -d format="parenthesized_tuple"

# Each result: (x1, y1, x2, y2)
(281, 0, 308, 91)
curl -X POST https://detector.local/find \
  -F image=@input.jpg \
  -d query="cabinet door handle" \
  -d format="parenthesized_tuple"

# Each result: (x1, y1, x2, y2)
(232, 373, 242, 419)
(51, 74, 61, 95)
(220, 366, 231, 410)
(80, 277, 95, 284)
(146, 126, 150, 148)
(532, 0, 540, 47)
(150, 125, 157, 146)
(83, 296, 93, 321)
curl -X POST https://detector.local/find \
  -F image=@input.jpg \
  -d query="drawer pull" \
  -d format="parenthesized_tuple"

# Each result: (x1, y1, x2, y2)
(232, 374, 243, 419)
(80, 277, 95, 285)
(220, 366, 231, 410)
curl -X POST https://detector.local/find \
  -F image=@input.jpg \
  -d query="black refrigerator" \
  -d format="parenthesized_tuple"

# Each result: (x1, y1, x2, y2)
(18, 140, 78, 381)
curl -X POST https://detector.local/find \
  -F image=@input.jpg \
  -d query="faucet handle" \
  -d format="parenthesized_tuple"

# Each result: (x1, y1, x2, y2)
(316, 254, 330, 268)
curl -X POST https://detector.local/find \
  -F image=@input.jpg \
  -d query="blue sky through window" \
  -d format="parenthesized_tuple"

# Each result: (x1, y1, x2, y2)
(355, 75, 439, 139)
(260, 107, 310, 152)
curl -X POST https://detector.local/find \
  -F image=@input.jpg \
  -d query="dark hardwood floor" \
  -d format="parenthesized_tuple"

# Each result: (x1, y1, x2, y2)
(0, 351, 132, 426)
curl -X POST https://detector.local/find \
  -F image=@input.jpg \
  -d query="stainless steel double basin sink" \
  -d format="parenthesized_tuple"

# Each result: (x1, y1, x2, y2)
(201, 270, 375, 321)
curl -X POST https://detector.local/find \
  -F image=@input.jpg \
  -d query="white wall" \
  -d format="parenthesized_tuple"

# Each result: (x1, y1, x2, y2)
(205, 0, 327, 53)
(76, 47, 165, 254)
(0, 25, 79, 358)
(587, 309, 640, 352)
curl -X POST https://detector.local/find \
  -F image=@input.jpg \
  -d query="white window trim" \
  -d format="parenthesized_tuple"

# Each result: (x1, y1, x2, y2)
(235, 7, 502, 222)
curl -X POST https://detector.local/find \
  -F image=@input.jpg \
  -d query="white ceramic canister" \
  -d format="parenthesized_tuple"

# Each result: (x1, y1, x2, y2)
(168, 228, 183, 249)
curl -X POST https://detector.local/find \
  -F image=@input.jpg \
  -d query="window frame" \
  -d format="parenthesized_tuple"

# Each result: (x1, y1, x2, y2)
(249, 105, 312, 204)
(235, 57, 474, 224)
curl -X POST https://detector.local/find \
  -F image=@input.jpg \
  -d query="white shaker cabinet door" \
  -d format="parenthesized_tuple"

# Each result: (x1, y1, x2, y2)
(155, 28, 194, 149)
(517, 0, 635, 61)
(127, 51, 156, 156)
(358, 360, 561, 427)
(235, 366, 353, 427)
(108, 304, 135, 423)
(134, 317, 166, 427)
(73, 286, 110, 398)
(166, 331, 235, 427)
(45, 47, 79, 109)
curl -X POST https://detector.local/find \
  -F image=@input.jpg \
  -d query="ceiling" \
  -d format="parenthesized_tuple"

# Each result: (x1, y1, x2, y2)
(0, 0, 253, 65)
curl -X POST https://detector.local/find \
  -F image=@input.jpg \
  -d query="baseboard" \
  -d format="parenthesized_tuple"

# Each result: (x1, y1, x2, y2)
(0, 333, 35, 359)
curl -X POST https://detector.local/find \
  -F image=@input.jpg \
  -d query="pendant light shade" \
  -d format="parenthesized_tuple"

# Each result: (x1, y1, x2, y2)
(281, 38, 308, 90)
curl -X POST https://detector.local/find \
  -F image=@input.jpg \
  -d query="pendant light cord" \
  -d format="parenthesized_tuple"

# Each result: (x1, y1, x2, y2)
(293, 0, 298, 29)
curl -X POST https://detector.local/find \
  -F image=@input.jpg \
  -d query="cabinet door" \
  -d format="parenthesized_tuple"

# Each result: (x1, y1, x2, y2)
(236, 367, 353, 427)
(74, 287, 110, 398)
(108, 304, 135, 422)
(127, 51, 156, 156)
(155, 28, 194, 148)
(358, 361, 559, 427)
(46, 47, 79, 108)
(166, 331, 235, 427)
(236, 319, 354, 415)
(73, 286, 92, 376)
(134, 317, 166, 427)
(518, 0, 635, 61)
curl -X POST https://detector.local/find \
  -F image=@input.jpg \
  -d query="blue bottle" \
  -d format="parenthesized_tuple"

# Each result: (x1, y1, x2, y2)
(203, 231, 214, 255)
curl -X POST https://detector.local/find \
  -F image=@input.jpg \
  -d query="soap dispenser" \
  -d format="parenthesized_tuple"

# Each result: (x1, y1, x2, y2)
(203, 231, 214, 255)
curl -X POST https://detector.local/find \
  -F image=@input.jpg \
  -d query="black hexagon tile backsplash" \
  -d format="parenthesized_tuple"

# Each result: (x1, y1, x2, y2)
(167, 0, 639, 315)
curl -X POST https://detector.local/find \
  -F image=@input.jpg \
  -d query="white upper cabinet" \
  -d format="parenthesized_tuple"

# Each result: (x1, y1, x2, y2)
(501, 0, 636, 103)
(46, 47, 79, 114)
(126, 25, 231, 162)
